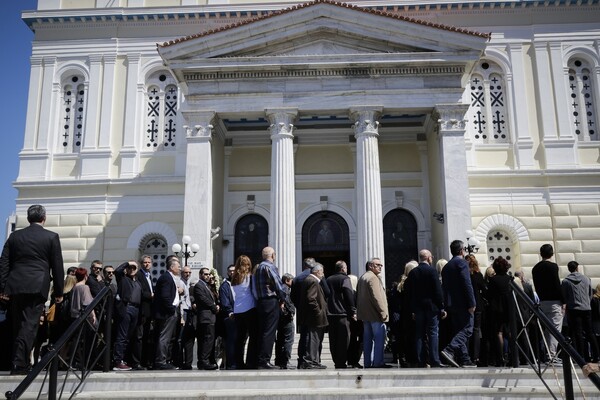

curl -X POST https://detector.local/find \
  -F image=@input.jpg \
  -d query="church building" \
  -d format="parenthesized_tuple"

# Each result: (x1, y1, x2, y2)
(14, 0, 600, 286)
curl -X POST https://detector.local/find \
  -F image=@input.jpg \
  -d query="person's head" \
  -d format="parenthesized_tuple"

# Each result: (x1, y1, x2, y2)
(465, 254, 480, 274)
(262, 247, 275, 262)
(67, 266, 77, 276)
(514, 270, 524, 282)
(90, 260, 103, 276)
(226, 264, 235, 280)
(167, 257, 181, 276)
(450, 240, 465, 257)
(125, 261, 138, 277)
(27, 204, 46, 224)
(199, 267, 211, 283)
(485, 266, 496, 280)
(418, 249, 433, 265)
(492, 256, 510, 275)
(595, 283, 600, 299)
(103, 265, 115, 281)
(435, 259, 447, 276)
(75, 267, 88, 282)
(232, 255, 252, 285)
(335, 260, 348, 274)
(303, 257, 316, 271)
(311, 263, 325, 279)
(567, 261, 579, 273)
(540, 244, 554, 260)
(182, 265, 192, 281)
(403, 260, 418, 278)
(282, 273, 294, 288)
(368, 258, 383, 276)
(140, 255, 152, 272)
(63, 275, 77, 293)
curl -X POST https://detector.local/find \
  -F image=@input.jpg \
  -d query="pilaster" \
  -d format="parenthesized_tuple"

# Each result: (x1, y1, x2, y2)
(119, 53, 141, 178)
(266, 108, 297, 278)
(350, 106, 385, 283)
(182, 111, 216, 268)
(435, 104, 472, 258)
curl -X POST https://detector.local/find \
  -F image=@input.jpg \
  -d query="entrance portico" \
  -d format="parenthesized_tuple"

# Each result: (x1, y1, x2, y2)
(158, 0, 487, 279)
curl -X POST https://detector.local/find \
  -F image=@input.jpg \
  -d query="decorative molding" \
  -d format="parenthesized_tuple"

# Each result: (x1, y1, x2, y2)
(475, 213, 529, 244)
(127, 221, 179, 250)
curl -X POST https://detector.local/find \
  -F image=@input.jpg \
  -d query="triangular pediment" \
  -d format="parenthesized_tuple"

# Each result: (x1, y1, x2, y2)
(158, 0, 487, 63)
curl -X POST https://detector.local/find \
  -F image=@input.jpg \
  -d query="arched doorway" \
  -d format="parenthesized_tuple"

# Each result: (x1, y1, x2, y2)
(383, 209, 418, 287)
(234, 214, 269, 267)
(302, 211, 350, 276)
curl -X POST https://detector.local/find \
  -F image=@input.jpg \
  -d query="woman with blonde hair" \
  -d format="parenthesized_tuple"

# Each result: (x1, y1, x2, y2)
(232, 255, 259, 369)
(465, 254, 487, 366)
(398, 260, 418, 366)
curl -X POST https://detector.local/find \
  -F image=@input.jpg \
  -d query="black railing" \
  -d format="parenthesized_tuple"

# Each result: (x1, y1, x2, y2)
(5, 286, 114, 400)
(510, 279, 600, 399)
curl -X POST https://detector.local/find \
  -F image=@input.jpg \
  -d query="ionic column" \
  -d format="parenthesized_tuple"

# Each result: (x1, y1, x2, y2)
(266, 108, 297, 278)
(181, 111, 216, 268)
(351, 106, 385, 282)
(434, 104, 472, 258)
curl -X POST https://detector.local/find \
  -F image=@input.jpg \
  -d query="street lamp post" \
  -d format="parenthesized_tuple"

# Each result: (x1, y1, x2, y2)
(172, 235, 200, 267)
(464, 230, 480, 254)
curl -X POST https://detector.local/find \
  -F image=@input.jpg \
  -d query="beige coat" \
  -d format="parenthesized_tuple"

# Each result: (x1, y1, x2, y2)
(356, 270, 389, 323)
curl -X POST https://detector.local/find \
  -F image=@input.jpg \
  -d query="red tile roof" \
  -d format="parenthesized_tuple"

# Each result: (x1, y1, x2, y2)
(158, 0, 490, 48)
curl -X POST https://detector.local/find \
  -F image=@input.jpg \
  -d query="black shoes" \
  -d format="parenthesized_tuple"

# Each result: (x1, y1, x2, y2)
(257, 363, 278, 370)
(441, 350, 460, 368)
(154, 363, 177, 370)
(199, 363, 219, 370)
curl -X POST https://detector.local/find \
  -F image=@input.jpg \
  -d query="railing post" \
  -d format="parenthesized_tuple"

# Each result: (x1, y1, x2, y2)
(103, 293, 114, 372)
(48, 354, 58, 400)
(563, 356, 574, 400)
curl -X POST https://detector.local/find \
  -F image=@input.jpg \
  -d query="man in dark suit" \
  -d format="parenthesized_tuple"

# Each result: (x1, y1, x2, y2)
(298, 263, 328, 369)
(152, 257, 181, 370)
(407, 249, 446, 368)
(0, 205, 64, 375)
(441, 240, 476, 368)
(131, 254, 155, 369)
(326, 260, 356, 369)
(87, 260, 104, 298)
(194, 267, 220, 370)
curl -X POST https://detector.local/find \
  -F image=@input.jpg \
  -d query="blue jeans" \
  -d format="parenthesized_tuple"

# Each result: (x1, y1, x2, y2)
(446, 308, 474, 364)
(363, 321, 386, 367)
(415, 310, 440, 365)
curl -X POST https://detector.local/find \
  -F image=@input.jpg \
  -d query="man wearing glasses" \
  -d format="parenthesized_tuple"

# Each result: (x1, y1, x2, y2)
(87, 260, 104, 297)
(357, 258, 390, 368)
(103, 265, 117, 296)
(194, 267, 220, 370)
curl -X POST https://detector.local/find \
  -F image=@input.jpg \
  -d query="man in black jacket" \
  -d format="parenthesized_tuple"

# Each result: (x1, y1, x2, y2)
(113, 261, 142, 371)
(131, 254, 154, 369)
(0, 205, 64, 375)
(407, 249, 446, 368)
(326, 260, 356, 369)
(194, 267, 219, 370)
(152, 257, 180, 370)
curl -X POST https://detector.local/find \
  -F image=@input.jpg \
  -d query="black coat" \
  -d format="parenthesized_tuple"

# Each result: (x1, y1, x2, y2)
(193, 279, 218, 324)
(153, 272, 177, 320)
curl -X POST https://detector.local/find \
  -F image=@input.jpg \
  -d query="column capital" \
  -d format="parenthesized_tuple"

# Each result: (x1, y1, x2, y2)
(350, 106, 383, 138)
(266, 108, 297, 139)
(434, 103, 469, 133)
(182, 111, 216, 138)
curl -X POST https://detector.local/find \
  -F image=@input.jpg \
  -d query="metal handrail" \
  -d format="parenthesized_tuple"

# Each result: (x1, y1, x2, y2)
(5, 286, 114, 400)
(510, 279, 600, 398)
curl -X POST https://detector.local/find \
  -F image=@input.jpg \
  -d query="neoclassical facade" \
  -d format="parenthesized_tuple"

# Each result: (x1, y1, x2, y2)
(14, 0, 600, 286)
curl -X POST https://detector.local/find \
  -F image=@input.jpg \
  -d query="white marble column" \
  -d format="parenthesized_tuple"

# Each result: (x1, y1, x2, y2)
(351, 107, 385, 282)
(266, 108, 297, 278)
(181, 111, 216, 269)
(435, 104, 472, 258)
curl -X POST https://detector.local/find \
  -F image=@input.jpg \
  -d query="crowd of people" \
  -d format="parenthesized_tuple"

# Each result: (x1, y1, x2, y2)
(1, 205, 600, 377)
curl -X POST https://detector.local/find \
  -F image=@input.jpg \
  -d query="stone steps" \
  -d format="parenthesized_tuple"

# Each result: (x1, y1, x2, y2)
(1, 367, 597, 400)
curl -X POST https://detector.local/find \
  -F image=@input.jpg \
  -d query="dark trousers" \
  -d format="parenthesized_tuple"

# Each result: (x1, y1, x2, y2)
(177, 310, 195, 367)
(256, 297, 280, 366)
(114, 304, 139, 363)
(567, 309, 599, 362)
(196, 322, 216, 367)
(446, 308, 474, 364)
(153, 313, 177, 366)
(131, 315, 153, 367)
(275, 318, 294, 367)
(302, 326, 325, 366)
(347, 319, 363, 366)
(328, 315, 350, 368)
(9, 294, 45, 370)
(222, 316, 237, 368)
(234, 308, 259, 369)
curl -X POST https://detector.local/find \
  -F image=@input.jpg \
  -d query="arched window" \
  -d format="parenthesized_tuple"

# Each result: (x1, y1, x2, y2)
(144, 72, 179, 150)
(486, 229, 513, 269)
(140, 234, 169, 285)
(466, 61, 510, 143)
(60, 75, 86, 152)
(568, 58, 597, 141)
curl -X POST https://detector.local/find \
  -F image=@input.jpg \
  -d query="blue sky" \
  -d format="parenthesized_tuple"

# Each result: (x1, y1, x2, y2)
(0, 1, 38, 230)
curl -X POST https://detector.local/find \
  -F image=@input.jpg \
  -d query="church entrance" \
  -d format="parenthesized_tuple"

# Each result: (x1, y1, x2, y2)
(383, 209, 418, 287)
(234, 214, 269, 267)
(301, 211, 350, 277)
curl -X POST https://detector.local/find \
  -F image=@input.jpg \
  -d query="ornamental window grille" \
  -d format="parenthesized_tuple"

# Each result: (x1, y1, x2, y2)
(60, 76, 86, 152)
(140, 235, 168, 285)
(144, 72, 179, 150)
(487, 229, 513, 269)
(466, 61, 509, 143)
(568, 58, 597, 141)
